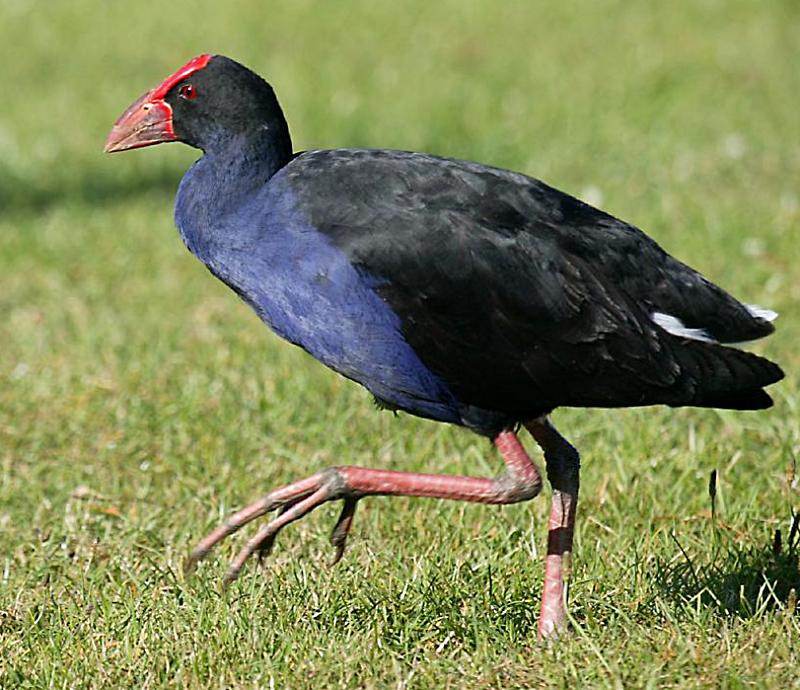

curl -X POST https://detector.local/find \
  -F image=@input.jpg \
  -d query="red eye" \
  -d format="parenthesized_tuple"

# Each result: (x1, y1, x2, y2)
(179, 84, 197, 100)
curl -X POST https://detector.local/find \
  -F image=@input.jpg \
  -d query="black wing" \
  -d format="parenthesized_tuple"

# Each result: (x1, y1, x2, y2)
(285, 149, 782, 419)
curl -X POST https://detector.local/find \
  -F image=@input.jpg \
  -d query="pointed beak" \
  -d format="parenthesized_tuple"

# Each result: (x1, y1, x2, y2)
(104, 90, 176, 153)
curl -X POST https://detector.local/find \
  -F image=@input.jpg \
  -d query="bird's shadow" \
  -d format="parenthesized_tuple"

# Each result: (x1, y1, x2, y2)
(653, 513, 799, 618)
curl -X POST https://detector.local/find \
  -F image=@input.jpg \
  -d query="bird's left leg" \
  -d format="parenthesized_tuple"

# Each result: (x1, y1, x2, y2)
(526, 417, 580, 640)
(185, 430, 543, 585)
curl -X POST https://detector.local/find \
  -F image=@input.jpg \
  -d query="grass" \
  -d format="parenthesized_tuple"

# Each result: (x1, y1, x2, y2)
(1, 0, 799, 687)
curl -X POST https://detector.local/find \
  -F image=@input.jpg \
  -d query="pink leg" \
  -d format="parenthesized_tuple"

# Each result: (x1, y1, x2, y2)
(185, 430, 543, 584)
(526, 418, 580, 640)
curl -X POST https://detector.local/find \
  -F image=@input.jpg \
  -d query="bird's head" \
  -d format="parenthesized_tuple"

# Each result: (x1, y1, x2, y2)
(104, 54, 288, 154)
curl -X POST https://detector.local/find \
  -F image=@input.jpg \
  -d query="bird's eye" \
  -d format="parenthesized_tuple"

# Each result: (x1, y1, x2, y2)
(179, 84, 197, 100)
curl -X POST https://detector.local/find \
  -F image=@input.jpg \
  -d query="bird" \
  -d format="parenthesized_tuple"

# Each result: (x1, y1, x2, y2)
(105, 54, 783, 639)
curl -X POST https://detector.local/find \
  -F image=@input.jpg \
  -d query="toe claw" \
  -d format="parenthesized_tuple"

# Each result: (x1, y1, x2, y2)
(329, 497, 358, 566)
(330, 542, 346, 567)
(184, 546, 209, 576)
(184, 555, 199, 576)
(256, 537, 277, 565)
(222, 567, 241, 590)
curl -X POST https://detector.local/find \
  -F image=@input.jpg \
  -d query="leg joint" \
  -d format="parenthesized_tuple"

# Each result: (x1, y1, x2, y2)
(319, 467, 349, 498)
(526, 419, 581, 494)
(495, 469, 543, 502)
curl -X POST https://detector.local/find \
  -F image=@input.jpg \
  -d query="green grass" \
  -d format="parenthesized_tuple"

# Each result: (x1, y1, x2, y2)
(1, 1, 799, 687)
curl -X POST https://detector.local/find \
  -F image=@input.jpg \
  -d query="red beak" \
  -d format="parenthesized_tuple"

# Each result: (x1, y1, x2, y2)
(104, 55, 213, 153)
(104, 90, 176, 153)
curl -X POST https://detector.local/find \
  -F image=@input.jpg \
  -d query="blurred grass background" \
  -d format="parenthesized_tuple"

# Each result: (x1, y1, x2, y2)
(1, 1, 798, 688)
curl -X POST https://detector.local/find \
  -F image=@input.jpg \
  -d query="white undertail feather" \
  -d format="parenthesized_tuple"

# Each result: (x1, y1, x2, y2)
(651, 313, 715, 343)
(746, 304, 778, 323)
(652, 304, 778, 345)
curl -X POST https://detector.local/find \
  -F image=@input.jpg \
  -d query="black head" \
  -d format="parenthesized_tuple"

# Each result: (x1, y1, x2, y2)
(165, 55, 290, 152)
(104, 54, 292, 158)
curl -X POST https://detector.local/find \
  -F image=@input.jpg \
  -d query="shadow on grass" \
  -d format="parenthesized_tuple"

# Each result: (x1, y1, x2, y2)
(0, 166, 180, 217)
(654, 512, 799, 618)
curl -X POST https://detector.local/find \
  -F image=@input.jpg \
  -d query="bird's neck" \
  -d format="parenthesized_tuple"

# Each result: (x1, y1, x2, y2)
(175, 125, 293, 257)
(201, 124, 293, 195)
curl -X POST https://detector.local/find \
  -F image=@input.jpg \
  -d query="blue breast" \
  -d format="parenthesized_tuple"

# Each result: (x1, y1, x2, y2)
(175, 161, 461, 424)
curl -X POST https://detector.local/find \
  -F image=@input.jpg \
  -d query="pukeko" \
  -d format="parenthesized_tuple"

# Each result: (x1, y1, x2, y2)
(105, 54, 783, 639)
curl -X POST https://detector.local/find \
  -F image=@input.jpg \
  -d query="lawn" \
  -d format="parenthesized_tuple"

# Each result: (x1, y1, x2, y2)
(1, 1, 798, 687)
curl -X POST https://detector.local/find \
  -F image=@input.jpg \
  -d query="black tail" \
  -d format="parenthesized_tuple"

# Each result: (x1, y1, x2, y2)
(673, 341, 784, 410)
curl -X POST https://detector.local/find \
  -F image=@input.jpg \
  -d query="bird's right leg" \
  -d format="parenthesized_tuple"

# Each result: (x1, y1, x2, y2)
(526, 417, 581, 640)
(184, 430, 543, 585)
